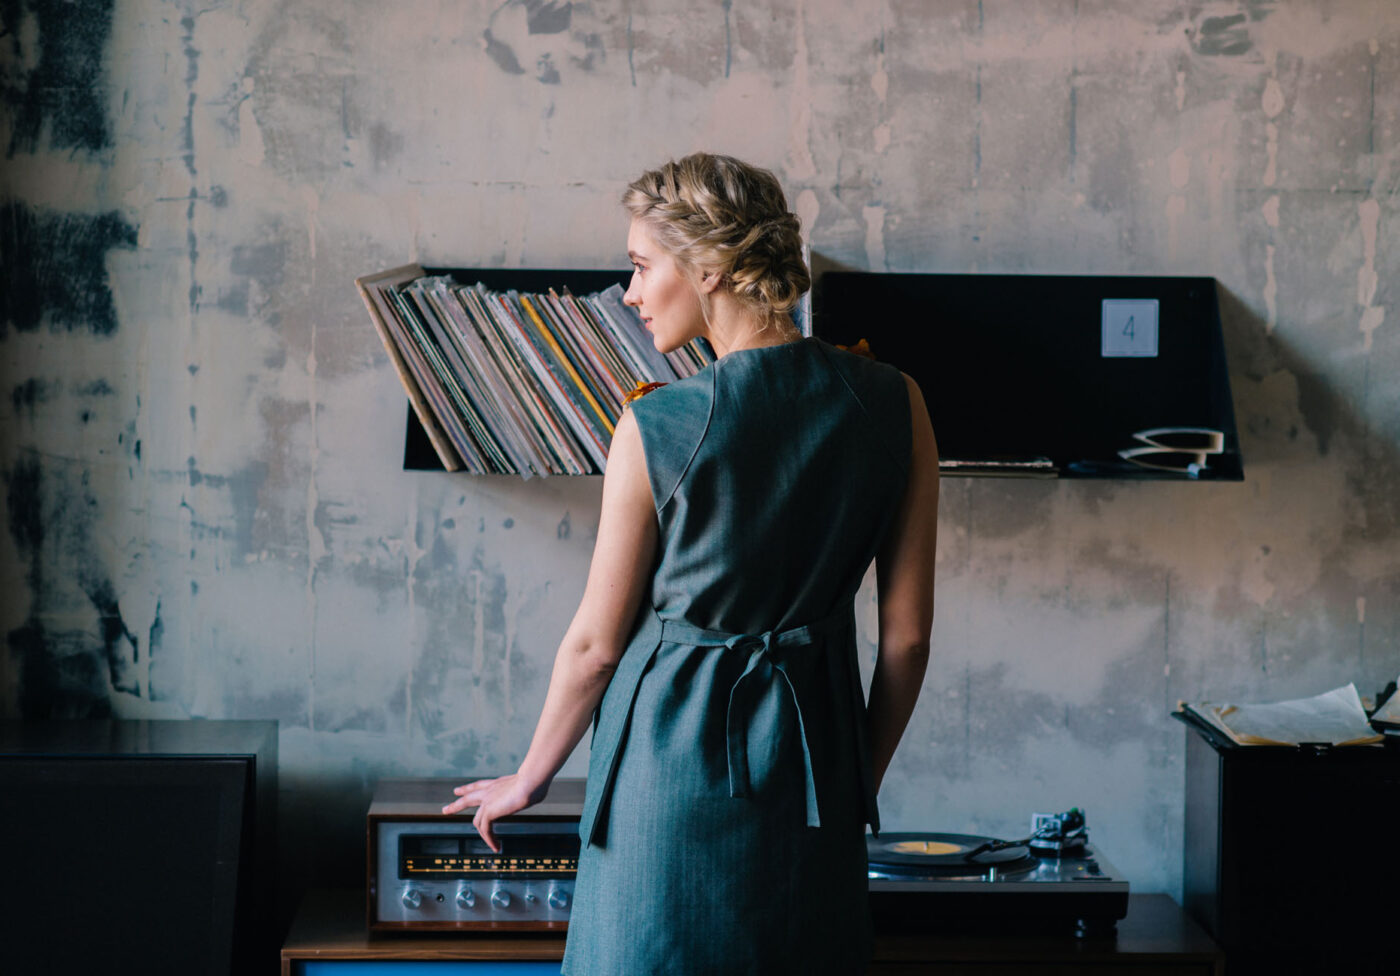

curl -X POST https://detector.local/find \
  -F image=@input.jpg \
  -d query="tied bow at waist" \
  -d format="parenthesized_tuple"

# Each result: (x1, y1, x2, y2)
(577, 602, 877, 849)
(658, 612, 852, 830)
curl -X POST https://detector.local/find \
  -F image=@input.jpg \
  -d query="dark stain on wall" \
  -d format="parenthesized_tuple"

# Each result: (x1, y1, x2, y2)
(483, 29, 526, 74)
(179, 13, 198, 176)
(367, 122, 404, 172)
(525, 1, 571, 35)
(1186, 2, 1275, 58)
(11, 377, 56, 417)
(483, 1, 575, 77)
(8, 620, 113, 718)
(5, 452, 140, 717)
(148, 598, 164, 663)
(76, 378, 114, 396)
(572, 32, 603, 71)
(218, 461, 269, 557)
(82, 574, 139, 696)
(2, 0, 117, 156)
(216, 279, 250, 315)
(230, 238, 288, 291)
(0, 201, 137, 336)
(1197, 13, 1251, 57)
(6, 452, 44, 587)
(1293, 372, 1337, 456)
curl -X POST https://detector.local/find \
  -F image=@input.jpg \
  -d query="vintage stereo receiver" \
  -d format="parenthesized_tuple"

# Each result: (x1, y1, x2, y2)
(368, 777, 584, 931)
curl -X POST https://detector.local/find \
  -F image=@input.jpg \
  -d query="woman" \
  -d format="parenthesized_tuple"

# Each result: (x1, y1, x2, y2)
(444, 153, 938, 974)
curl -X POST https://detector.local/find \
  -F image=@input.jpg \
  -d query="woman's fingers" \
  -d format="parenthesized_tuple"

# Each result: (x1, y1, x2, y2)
(442, 777, 500, 813)
(441, 774, 537, 850)
(441, 794, 472, 815)
(474, 803, 500, 853)
(453, 776, 499, 796)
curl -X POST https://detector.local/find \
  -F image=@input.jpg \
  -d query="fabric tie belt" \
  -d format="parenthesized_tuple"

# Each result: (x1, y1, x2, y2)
(658, 610, 852, 829)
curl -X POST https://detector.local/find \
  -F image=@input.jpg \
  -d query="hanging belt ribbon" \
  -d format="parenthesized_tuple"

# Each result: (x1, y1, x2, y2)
(659, 611, 851, 829)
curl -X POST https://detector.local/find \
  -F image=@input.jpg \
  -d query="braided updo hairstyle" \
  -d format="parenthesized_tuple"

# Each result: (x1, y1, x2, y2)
(622, 153, 810, 321)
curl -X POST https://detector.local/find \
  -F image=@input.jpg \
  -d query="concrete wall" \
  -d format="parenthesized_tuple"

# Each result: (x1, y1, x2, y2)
(3, 0, 1397, 907)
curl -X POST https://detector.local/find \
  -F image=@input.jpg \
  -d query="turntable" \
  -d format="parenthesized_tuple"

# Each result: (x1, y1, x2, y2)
(868, 809, 1129, 937)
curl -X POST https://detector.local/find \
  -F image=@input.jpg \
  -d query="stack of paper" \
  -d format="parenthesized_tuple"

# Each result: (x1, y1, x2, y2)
(1180, 683, 1383, 746)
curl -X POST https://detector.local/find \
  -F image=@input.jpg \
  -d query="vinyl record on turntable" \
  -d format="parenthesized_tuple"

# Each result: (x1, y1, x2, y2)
(867, 832, 1034, 877)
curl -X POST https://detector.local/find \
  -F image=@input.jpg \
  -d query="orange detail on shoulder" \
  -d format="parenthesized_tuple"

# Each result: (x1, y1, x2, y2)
(623, 381, 668, 407)
(835, 338, 876, 360)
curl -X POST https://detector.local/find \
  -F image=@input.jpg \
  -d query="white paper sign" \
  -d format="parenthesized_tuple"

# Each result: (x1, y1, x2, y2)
(1102, 299, 1159, 357)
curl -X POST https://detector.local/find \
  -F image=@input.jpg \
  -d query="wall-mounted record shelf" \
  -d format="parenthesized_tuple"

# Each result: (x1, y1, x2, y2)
(362, 266, 1244, 480)
(357, 266, 710, 475)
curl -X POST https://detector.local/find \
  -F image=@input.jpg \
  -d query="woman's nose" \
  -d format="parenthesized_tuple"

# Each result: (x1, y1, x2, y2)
(623, 275, 640, 306)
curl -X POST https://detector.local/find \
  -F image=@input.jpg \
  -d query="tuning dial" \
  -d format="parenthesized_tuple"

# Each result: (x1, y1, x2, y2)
(456, 885, 475, 910)
(490, 885, 511, 910)
(547, 885, 570, 910)
(401, 887, 423, 910)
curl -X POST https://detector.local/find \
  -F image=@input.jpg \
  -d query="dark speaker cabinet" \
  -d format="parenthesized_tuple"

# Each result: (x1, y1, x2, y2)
(0, 720, 277, 976)
(1183, 725, 1399, 975)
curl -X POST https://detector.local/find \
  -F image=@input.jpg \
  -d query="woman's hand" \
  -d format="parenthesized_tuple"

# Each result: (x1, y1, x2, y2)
(442, 773, 551, 853)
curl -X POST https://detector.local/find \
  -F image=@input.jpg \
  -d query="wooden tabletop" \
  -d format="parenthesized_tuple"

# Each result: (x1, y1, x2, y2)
(282, 890, 564, 971)
(874, 894, 1222, 965)
(283, 890, 1221, 974)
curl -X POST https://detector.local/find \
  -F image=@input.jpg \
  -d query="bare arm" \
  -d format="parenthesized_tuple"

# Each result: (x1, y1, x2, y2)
(867, 373, 939, 792)
(442, 409, 658, 849)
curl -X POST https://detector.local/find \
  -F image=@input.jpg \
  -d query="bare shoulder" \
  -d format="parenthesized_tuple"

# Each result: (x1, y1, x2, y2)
(898, 372, 938, 461)
(901, 372, 935, 428)
(897, 370, 926, 407)
(607, 407, 646, 472)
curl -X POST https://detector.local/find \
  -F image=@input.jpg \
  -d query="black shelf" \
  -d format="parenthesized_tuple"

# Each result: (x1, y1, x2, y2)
(814, 272, 1244, 481)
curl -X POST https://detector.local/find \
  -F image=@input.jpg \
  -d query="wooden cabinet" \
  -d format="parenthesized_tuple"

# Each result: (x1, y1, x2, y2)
(283, 891, 1220, 975)
(2, 720, 278, 976)
(1183, 727, 1400, 975)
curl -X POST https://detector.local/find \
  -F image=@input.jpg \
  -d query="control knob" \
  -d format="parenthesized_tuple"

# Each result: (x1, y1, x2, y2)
(401, 887, 423, 910)
(548, 885, 570, 911)
(490, 885, 512, 910)
(456, 885, 475, 910)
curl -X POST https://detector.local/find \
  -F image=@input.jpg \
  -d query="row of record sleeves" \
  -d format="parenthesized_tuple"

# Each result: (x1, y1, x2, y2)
(356, 265, 713, 475)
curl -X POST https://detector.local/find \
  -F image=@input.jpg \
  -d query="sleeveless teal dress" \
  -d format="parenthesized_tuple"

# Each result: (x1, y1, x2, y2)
(561, 337, 912, 975)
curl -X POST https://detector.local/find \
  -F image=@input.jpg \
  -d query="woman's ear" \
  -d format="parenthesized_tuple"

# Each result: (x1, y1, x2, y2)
(698, 269, 723, 295)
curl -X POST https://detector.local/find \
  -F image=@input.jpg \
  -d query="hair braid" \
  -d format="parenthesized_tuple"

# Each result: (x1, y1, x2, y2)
(622, 153, 811, 316)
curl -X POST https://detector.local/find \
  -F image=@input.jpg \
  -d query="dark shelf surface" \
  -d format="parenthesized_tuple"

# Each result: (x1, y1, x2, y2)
(0, 718, 277, 757)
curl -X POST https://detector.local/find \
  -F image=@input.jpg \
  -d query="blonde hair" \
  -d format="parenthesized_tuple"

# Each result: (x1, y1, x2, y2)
(622, 153, 810, 320)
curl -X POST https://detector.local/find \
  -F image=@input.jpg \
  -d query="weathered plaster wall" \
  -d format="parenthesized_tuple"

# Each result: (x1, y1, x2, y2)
(3, 0, 1397, 905)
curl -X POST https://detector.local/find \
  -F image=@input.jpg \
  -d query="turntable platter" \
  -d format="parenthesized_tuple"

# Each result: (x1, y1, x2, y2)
(868, 832, 1034, 878)
(887, 839, 965, 856)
